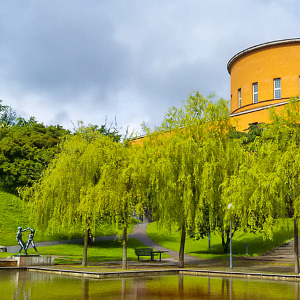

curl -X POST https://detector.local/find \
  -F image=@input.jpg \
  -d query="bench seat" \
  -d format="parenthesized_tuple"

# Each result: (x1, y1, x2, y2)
(134, 247, 158, 260)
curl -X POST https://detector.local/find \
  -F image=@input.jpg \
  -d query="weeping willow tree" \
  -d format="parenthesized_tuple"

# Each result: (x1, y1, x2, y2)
(142, 92, 234, 267)
(224, 99, 300, 274)
(94, 141, 143, 270)
(21, 128, 118, 266)
(199, 127, 245, 252)
(263, 99, 300, 274)
(223, 138, 280, 239)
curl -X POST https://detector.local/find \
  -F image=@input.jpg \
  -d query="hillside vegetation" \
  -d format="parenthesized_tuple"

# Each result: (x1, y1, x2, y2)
(0, 189, 29, 246)
(0, 189, 118, 247)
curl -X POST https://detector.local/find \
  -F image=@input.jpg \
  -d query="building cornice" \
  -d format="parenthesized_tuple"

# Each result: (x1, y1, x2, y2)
(230, 101, 289, 118)
(227, 38, 300, 74)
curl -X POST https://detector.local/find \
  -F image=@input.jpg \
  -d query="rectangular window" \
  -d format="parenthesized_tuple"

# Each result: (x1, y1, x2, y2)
(253, 83, 258, 103)
(238, 88, 241, 108)
(274, 78, 281, 99)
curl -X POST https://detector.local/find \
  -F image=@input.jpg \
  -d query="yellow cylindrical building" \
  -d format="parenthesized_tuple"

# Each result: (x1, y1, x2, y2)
(228, 39, 300, 131)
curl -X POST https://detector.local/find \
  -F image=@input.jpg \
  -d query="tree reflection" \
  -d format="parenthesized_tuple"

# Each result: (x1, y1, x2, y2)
(81, 278, 89, 300)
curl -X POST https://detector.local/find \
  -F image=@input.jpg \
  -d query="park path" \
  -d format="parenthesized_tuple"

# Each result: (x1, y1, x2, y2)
(6, 235, 117, 254)
(129, 221, 200, 263)
(6, 221, 200, 264)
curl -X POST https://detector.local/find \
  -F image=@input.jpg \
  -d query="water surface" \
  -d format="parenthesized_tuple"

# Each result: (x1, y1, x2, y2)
(0, 270, 299, 299)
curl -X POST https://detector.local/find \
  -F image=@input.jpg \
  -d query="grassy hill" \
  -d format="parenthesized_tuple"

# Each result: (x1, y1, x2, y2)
(0, 189, 29, 246)
(0, 189, 121, 248)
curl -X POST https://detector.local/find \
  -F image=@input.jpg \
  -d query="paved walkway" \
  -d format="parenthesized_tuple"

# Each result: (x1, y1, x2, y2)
(6, 235, 117, 254)
(128, 221, 200, 264)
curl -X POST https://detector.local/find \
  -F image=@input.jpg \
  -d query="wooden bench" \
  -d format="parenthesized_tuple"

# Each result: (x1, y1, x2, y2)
(134, 247, 158, 261)
(134, 248, 167, 261)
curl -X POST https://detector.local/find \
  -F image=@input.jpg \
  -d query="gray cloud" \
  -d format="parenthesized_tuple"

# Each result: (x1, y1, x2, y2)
(0, 0, 299, 135)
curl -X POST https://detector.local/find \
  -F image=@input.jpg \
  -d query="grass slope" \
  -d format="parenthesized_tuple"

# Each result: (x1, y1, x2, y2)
(0, 189, 119, 247)
(147, 221, 294, 259)
(0, 189, 29, 246)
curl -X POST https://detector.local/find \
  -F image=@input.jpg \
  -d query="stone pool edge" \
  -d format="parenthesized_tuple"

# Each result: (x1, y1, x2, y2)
(1, 267, 300, 282)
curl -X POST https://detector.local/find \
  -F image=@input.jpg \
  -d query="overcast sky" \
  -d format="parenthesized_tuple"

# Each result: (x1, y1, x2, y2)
(0, 1, 299, 135)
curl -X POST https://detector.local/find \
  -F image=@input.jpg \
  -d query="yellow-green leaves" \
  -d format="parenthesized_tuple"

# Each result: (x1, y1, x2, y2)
(23, 130, 122, 235)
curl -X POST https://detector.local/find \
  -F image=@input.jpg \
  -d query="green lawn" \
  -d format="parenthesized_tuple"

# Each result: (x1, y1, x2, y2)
(43, 239, 147, 264)
(147, 220, 294, 259)
(1, 238, 149, 263)
(0, 189, 137, 247)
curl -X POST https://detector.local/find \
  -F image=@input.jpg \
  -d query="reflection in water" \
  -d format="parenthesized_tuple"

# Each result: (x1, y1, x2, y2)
(81, 279, 89, 300)
(12, 271, 31, 300)
(178, 274, 183, 298)
(208, 276, 210, 295)
(230, 277, 232, 300)
(122, 278, 126, 300)
(0, 270, 299, 300)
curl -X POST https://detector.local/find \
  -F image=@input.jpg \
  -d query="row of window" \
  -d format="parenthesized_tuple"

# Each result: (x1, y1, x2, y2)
(238, 78, 282, 108)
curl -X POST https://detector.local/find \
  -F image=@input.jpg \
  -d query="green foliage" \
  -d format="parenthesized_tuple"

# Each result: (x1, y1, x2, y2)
(223, 99, 300, 273)
(21, 123, 139, 267)
(242, 122, 264, 143)
(265, 99, 300, 219)
(141, 92, 243, 253)
(223, 140, 279, 239)
(0, 100, 17, 126)
(0, 101, 123, 191)
(0, 122, 68, 190)
(86, 124, 121, 143)
(22, 129, 117, 234)
(97, 143, 142, 232)
(224, 100, 300, 237)
(73, 120, 122, 143)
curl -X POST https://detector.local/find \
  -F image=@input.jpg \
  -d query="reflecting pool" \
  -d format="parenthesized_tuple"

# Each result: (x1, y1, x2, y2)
(0, 270, 299, 299)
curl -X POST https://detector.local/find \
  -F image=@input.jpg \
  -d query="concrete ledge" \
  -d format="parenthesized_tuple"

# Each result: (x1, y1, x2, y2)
(0, 259, 17, 267)
(179, 269, 300, 282)
(27, 267, 178, 279)
(13, 255, 54, 267)
(1, 265, 300, 282)
(23, 267, 300, 282)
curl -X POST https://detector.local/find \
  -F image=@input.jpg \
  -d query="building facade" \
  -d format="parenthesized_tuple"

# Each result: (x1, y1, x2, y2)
(228, 39, 300, 131)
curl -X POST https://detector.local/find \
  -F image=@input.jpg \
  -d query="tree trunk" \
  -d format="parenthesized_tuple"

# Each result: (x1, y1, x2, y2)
(144, 207, 153, 223)
(122, 226, 128, 270)
(87, 228, 93, 245)
(178, 224, 186, 268)
(222, 229, 231, 253)
(222, 232, 228, 253)
(294, 217, 299, 274)
(82, 228, 89, 267)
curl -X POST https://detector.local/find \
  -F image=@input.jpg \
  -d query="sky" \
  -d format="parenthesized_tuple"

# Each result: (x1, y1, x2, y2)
(0, 1, 300, 136)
